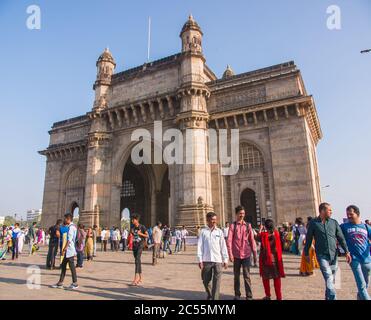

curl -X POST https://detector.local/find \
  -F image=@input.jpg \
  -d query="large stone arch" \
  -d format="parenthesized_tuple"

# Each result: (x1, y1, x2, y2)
(110, 138, 169, 228)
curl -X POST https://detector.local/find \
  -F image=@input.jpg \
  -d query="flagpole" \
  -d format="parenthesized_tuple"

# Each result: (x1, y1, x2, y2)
(147, 16, 151, 62)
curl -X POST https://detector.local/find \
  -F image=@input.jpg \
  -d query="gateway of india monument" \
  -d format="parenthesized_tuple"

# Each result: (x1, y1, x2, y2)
(39, 15, 322, 229)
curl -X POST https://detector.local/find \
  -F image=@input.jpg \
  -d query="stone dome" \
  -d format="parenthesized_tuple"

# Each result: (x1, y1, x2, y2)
(222, 65, 235, 79)
(96, 48, 116, 66)
(180, 14, 203, 35)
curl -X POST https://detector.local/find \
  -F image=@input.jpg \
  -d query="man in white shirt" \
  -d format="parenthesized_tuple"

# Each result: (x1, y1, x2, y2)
(152, 221, 162, 265)
(112, 228, 120, 251)
(222, 222, 230, 241)
(174, 228, 182, 253)
(11, 223, 21, 260)
(101, 228, 107, 252)
(197, 212, 229, 300)
(180, 226, 189, 251)
(121, 228, 128, 251)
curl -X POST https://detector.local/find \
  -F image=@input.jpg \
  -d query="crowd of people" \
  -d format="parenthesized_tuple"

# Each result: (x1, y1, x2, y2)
(198, 203, 371, 300)
(0, 222, 48, 260)
(0, 202, 370, 300)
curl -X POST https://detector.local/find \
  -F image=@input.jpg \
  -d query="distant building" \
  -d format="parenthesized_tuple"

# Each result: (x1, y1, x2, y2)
(27, 209, 42, 223)
(0, 216, 5, 225)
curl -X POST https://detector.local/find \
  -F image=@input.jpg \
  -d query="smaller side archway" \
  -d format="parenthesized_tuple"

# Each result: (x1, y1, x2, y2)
(71, 201, 80, 224)
(240, 188, 259, 227)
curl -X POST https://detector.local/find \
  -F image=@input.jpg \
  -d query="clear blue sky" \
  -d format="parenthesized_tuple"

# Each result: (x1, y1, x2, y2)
(0, 0, 370, 222)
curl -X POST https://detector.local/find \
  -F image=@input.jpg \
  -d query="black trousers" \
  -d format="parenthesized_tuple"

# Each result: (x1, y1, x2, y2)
(59, 255, 77, 284)
(233, 258, 253, 298)
(133, 245, 143, 274)
(122, 239, 127, 251)
(46, 241, 59, 268)
(12, 238, 19, 259)
(101, 240, 107, 251)
(181, 238, 186, 251)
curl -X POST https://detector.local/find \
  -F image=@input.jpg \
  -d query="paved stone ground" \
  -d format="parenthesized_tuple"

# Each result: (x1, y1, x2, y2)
(0, 245, 366, 300)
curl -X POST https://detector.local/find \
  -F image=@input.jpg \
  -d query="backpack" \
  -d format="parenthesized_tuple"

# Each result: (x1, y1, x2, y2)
(232, 221, 253, 248)
(294, 225, 301, 240)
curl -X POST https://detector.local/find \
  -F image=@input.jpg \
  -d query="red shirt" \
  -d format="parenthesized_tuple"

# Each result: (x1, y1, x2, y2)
(227, 221, 257, 260)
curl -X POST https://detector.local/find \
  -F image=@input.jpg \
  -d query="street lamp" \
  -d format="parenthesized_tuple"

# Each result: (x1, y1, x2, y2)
(322, 185, 330, 189)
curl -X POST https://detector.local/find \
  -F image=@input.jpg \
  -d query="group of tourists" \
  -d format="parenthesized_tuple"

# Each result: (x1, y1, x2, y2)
(197, 203, 370, 300)
(0, 222, 47, 260)
(47, 213, 190, 289)
(1, 201, 370, 300)
(198, 206, 285, 300)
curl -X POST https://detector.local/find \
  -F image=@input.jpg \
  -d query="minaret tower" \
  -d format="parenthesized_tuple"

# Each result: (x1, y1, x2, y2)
(175, 15, 213, 227)
(80, 48, 115, 227)
(93, 48, 116, 111)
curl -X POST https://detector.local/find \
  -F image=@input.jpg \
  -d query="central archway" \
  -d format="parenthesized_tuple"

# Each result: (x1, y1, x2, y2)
(240, 188, 258, 227)
(120, 161, 150, 227)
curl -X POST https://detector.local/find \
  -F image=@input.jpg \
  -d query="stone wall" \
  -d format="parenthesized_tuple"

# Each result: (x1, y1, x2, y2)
(109, 65, 180, 107)
(269, 116, 319, 224)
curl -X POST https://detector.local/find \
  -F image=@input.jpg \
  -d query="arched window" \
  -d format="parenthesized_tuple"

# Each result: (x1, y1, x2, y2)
(121, 180, 135, 197)
(65, 168, 85, 189)
(239, 142, 264, 169)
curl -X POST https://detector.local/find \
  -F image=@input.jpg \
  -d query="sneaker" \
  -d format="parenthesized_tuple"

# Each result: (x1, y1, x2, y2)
(234, 296, 241, 300)
(262, 296, 271, 300)
(67, 283, 79, 290)
(51, 283, 64, 289)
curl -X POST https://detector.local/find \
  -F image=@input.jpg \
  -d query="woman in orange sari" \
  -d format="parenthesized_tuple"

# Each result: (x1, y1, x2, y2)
(299, 239, 319, 275)
(85, 227, 94, 261)
(299, 217, 319, 276)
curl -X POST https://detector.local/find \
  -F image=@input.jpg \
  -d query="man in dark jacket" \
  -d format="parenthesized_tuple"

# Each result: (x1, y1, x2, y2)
(304, 202, 351, 300)
(46, 219, 62, 269)
(27, 222, 37, 255)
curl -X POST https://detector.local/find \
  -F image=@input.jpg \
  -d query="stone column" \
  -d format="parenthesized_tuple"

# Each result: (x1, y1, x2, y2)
(79, 114, 112, 227)
(174, 91, 213, 229)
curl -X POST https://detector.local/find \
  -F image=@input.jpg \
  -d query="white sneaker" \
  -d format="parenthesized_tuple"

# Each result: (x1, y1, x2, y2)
(67, 283, 79, 290)
(51, 283, 64, 289)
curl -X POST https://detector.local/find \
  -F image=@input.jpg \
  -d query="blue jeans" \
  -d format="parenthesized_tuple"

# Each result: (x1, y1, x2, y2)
(175, 239, 181, 252)
(350, 259, 371, 300)
(76, 251, 84, 267)
(163, 240, 172, 253)
(318, 256, 338, 300)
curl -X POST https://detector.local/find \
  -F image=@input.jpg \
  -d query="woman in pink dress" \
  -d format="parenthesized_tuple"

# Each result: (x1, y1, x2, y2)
(37, 228, 43, 244)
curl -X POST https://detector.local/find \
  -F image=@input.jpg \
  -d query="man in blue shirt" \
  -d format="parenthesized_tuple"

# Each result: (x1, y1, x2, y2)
(11, 223, 21, 260)
(52, 213, 78, 290)
(59, 222, 69, 255)
(341, 205, 371, 300)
